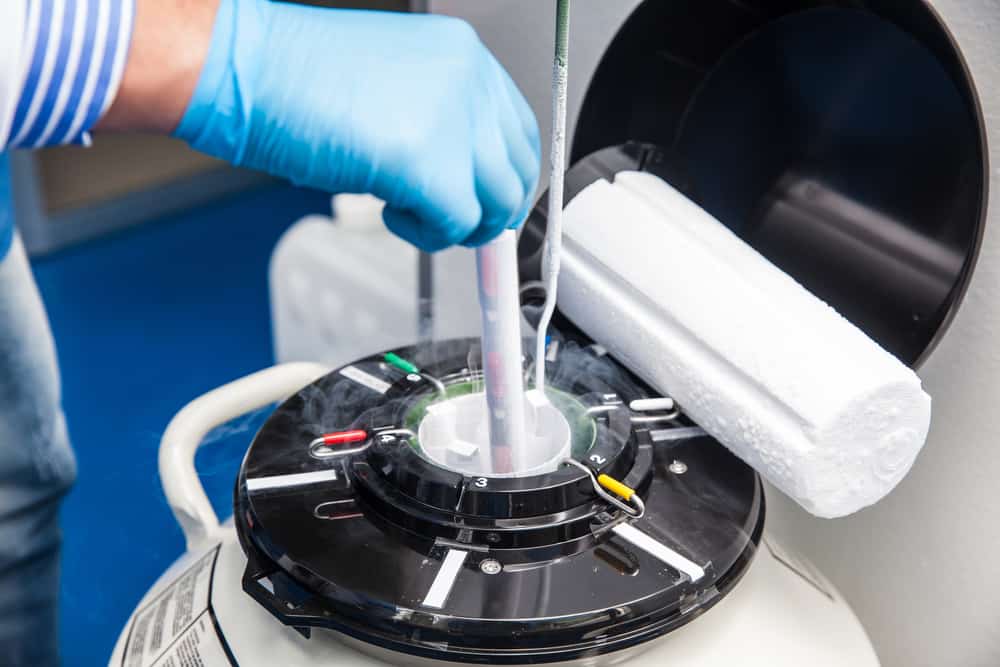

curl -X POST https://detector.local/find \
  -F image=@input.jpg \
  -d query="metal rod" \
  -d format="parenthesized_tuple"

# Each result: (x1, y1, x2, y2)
(309, 438, 371, 460)
(564, 458, 643, 518)
(421, 372, 448, 399)
(418, 251, 433, 343)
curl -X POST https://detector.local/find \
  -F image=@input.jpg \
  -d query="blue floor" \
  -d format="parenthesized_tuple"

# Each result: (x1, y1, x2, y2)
(31, 183, 330, 666)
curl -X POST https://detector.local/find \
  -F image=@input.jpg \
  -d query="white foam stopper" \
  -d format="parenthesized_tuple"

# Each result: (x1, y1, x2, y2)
(418, 389, 570, 478)
(556, 171, 932, 518)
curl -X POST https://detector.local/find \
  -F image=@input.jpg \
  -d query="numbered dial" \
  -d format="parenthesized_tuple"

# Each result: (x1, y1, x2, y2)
(362, 389, 637, 521)
(235, 338, 763, 665)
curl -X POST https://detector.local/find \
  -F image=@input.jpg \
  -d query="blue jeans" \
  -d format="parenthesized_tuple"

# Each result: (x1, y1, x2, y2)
(0, 156, 75, 666)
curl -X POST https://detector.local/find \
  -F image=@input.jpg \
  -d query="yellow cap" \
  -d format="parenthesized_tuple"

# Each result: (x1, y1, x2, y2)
(597, 474, 635, 501)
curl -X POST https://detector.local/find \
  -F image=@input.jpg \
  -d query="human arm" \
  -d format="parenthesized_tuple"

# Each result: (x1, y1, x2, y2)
(100, 0, 541, 251)
(0, 0, 137, 258)
(0, 0, 136, 149)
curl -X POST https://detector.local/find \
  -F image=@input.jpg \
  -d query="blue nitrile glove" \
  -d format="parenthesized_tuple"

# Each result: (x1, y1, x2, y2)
(176, 0, 541, 252)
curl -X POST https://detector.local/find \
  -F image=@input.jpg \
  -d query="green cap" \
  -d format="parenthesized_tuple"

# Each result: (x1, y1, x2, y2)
(384, 352, 420, 375)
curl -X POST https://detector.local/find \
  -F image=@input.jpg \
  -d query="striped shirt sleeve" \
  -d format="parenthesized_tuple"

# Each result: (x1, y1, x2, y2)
(3, 0, 136, 150)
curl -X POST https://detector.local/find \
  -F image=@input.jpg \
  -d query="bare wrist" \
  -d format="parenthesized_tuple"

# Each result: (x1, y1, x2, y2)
(96, 0, 220, 134)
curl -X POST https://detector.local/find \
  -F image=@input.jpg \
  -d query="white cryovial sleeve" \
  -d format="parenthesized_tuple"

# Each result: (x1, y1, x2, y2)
(475, 230, 528, 474)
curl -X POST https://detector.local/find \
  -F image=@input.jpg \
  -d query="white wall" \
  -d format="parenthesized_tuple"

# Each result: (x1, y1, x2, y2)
(431, 1, 1000, 665)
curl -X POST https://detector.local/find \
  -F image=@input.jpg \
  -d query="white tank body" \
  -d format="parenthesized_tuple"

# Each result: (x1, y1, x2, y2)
(109, 363, 879, 667)
(108, 519, 879, 667)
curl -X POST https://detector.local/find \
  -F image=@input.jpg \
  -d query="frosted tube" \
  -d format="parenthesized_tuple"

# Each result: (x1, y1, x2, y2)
(534, 0, 572, 394)
(475, 230, 527, 474)
(555, 172, 931, 518)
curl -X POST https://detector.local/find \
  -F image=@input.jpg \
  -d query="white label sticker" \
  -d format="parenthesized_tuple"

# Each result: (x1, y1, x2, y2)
(124, 548, 224, 667)
(339, 365, 391, 394)
(149, 613, 231, 667)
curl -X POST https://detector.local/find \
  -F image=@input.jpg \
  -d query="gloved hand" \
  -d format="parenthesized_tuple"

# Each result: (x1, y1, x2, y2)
(176, 0, 541, 252)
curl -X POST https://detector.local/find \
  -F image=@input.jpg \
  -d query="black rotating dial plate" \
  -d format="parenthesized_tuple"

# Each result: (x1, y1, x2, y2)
(235, 339, 763, 664)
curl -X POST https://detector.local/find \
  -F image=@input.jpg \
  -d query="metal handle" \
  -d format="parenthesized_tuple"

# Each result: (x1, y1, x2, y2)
(159, 363, 330, 551)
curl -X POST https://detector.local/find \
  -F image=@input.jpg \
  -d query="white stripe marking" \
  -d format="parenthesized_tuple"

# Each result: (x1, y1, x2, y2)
(18, 1, 43, 95)
(613, 523, 705, 582)
(650, 426, 707, 442)
(340, 366, 391, 394)
(12, 0, 64, 146)
(37, 0, 88, 145)
(422, 549, 468, 609)
(246, 469, 339, 492)
(64, 0, 109, 142)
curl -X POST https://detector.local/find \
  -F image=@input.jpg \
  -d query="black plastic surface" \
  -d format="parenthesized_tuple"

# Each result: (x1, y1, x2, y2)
(571, 2, 987, 367)
(235, 339, 763, 664)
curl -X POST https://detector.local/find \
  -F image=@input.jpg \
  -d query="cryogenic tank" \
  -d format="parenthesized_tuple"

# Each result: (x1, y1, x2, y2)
(109, 345, 877, 667)
(110, 0, 998, 663)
